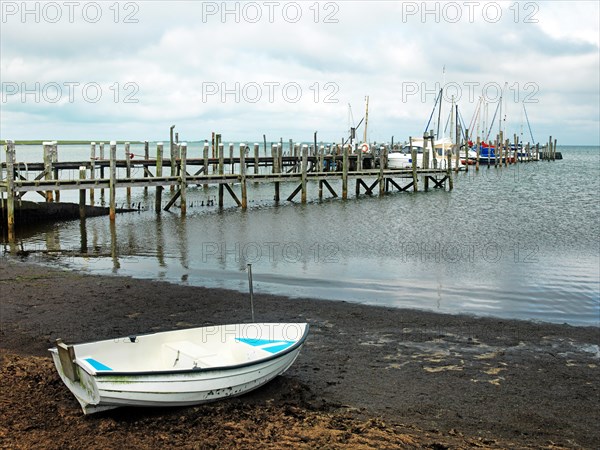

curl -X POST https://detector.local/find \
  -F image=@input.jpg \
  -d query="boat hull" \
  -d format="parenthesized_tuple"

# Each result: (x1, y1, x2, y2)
(50, 323, 309, 414)
(52, 346, 302, 414)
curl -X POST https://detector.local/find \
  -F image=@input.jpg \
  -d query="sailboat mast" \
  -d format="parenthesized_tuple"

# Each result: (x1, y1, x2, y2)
(498, 95, 503, 137)
(483, 101, 488, 142)
(436, 88, 443, 139)
(363, 95, 369, 144)
(450, 96, 455, 144)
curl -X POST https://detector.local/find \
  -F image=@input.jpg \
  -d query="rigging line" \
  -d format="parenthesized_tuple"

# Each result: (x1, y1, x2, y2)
(523, 103, 535, 144)
(458, 109, 469, 141)
(485, 99, 502, 142)
(423, 88, 442, 134)
(468, 97, 482, 136)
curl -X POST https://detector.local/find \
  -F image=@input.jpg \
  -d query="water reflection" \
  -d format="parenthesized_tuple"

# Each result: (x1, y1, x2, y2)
(2, 146, 599, 326)
(109, 220, 119, 272)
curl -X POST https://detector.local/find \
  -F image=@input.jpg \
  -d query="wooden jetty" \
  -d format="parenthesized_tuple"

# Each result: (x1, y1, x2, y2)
(0, 131, 555, 242)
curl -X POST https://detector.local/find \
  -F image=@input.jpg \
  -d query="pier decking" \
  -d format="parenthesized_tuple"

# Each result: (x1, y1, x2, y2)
(0, 132, 558, 241)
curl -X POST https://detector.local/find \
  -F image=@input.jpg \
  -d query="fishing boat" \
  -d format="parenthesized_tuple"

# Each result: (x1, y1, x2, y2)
(50, 322, 309, 414)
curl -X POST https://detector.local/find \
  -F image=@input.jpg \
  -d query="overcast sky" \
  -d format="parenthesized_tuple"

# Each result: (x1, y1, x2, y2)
(1, 1, 598, 145)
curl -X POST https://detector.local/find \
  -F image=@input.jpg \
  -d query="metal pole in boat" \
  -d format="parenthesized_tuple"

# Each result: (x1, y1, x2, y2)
(247, 264, 255, 322)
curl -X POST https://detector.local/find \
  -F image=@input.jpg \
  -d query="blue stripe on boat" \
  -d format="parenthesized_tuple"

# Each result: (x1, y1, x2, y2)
(260, 342, 295, 354)
(85, 358, 112, 371)
(235, 338, 295, 353)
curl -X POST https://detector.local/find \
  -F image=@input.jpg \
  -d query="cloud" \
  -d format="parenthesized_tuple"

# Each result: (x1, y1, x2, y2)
(0, 1, 598, 144)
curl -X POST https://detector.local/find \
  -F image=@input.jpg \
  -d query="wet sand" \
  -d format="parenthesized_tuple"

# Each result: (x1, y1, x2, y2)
(1, 257, 598, 449)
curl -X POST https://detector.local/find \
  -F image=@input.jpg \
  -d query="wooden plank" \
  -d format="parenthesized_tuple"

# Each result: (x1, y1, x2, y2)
(56, 339, 79, 382)
(223, 183, 242, 207)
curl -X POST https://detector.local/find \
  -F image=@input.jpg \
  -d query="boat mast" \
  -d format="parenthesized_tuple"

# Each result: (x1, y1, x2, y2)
(363, 96, 369, 144)
(348, 103, 355, 147)
(450, 96, 455, 144)
(436, 88, 443, 140)
(477, 98, 482, 142)
(483, 101, 488, 143)
(437, 65, 446, 140)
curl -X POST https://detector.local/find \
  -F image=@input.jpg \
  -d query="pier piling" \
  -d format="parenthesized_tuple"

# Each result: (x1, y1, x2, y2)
(109, 141, 117, 221)
(155, 142, 163, 213)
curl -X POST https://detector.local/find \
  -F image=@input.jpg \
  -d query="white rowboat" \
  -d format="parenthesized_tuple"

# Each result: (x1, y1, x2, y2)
(50, 322, 309, 414)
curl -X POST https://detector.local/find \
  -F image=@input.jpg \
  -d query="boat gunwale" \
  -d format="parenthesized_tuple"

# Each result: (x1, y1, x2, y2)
(50, 323, 310, 377)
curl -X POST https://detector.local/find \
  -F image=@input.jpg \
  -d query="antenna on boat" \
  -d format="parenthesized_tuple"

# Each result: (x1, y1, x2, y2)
(247, 264, 255, 322)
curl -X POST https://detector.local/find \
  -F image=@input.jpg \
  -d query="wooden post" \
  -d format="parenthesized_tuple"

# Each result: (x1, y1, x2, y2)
(379, 145, 386, 196)
(273, 144, 280, 203)
(301, 144, 308, 203)
(277, 142, 283, 176)
(51, 141, 60, 202)
(423, 132, 430, 192)
(218, 143, 225, 175)
(494, 131, 502, 167)
(203, 142, 209, 188)
(342, 144, 349, 199)
(357, 141, 363, 171)
(155, 142, 163, 213)
(143, 140, 149, 196)
(496, 131, 502, 167)
(505, 139, 509, 167)
(410, 137, 418, 192)
(218, 142, 225, 208)
(5, 140, 15, 242)
(319, 145, 324, 173)
(180, 143, 187, 215)
(109, 141, 117, 221)
(240, 144, 247, 209)
(475, 136, 480, 171)
(170, 125, 176, 192)
(79, 166, 86, 219)
(553, 138, 557, 161)
(43, 141, 54, 202)
(99, 142, 105, 206)
(90, 142, 96, 205)
(125, 142, 131, 208)
(431, 136, 438, 169)
(229, 142, 234, 174)
(213, 133, 221, 173)
(253, 143, 259, 178)
(291, 140, 296, 172)
(446, 145, 453, 191)
(454, 137, 460, 172)
(463, 131, 469, 174)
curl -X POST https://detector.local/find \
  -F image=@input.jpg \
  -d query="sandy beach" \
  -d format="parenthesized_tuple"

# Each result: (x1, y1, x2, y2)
(1, 257, 598, 449)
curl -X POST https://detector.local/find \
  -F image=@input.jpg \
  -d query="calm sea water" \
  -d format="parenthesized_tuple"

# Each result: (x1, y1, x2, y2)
(2, 144, 599, 327)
